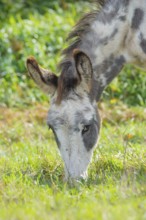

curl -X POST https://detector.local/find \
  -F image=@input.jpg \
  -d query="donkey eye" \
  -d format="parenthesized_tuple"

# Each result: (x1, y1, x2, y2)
(82, 125, 91, 135)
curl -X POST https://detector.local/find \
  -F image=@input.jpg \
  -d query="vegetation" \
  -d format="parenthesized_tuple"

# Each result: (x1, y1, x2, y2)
(0, 1, 146, 220)
(0, 0, 146, 107)
(0, 0, 91, 107)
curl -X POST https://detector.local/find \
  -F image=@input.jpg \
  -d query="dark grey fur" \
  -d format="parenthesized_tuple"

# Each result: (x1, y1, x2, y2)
(83, 107, 100, 151)
(140, 33, 146, 54)
(131, 8, 144, 29)
(90, 55, 125, 101)
(90, 79, 104, 101)
(74, 107, 100, 151)
(119, 15, 126, 21)
(106, 55, 126, 84)
(82, 121, 99, 151)
(99, 28, 118, 45)
(53, 129, 61, 149)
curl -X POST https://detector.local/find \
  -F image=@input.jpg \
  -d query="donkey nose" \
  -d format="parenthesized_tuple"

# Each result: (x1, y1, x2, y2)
(68, 176, 87, 187)
(64, 165, 88, 184)
(66, 172, 88, 185)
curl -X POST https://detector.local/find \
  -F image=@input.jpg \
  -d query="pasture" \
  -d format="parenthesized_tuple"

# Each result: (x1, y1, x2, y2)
(0, 103, 146, 220)
(0, 1, 146, 219)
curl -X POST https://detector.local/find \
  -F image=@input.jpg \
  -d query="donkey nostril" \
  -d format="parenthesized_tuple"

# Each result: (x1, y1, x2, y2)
(68, 177, 86, 187)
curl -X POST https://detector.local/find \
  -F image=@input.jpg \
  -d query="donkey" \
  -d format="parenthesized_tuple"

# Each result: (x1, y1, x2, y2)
(26, 0, 146, 181)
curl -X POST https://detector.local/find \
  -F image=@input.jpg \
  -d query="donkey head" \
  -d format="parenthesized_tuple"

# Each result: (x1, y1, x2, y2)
(26, 51, 100, 182)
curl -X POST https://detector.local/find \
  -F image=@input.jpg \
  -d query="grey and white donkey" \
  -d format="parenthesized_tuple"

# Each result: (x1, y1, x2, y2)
(26, 0, 146, 181)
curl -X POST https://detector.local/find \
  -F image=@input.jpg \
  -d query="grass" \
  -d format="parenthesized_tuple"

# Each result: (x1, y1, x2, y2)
(0, 103, 146, 220)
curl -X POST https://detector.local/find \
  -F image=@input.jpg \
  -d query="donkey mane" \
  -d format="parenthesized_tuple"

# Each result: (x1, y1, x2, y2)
(57, 0, 106, 103)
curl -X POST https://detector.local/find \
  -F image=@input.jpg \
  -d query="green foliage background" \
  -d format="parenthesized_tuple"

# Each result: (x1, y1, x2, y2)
(0, 0, 146, 107)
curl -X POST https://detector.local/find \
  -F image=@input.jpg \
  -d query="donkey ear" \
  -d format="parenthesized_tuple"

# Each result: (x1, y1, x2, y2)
(73, 50, 93, 91)
(26, 57, 58, 95)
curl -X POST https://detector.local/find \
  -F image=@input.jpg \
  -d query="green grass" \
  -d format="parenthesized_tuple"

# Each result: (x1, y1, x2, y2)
(0, 103, 146, 220)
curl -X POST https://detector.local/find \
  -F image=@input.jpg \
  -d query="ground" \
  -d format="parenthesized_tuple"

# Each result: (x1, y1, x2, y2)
(0, 103, 145, 220)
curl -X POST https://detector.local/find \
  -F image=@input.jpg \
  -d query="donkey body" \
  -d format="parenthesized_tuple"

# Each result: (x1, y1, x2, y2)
(26, 0, 146, 181)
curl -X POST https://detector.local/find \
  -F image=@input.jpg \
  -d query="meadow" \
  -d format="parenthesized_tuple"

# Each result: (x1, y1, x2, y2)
(0, 1, 146, 219)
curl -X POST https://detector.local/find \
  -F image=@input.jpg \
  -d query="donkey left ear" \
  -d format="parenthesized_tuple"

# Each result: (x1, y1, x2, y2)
(73, 50, 93, 91)
(26, 57, 58, 96)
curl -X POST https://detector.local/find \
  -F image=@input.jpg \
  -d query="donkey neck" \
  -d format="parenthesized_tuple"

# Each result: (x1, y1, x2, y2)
(59, 0, 130, 102)
(77, 0, 129, 100)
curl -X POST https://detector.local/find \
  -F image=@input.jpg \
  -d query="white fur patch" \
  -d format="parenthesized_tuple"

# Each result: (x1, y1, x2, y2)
(98, 74, 107, 87)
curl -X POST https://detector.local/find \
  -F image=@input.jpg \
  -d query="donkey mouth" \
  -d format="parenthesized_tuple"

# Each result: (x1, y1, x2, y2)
(64, 174, 87, 187)
(64, 168, 88, 184)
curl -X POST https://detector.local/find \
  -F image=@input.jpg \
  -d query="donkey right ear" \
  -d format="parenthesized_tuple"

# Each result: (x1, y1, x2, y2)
(73, 50, 93, 92)
(26, 57, 58, 95)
